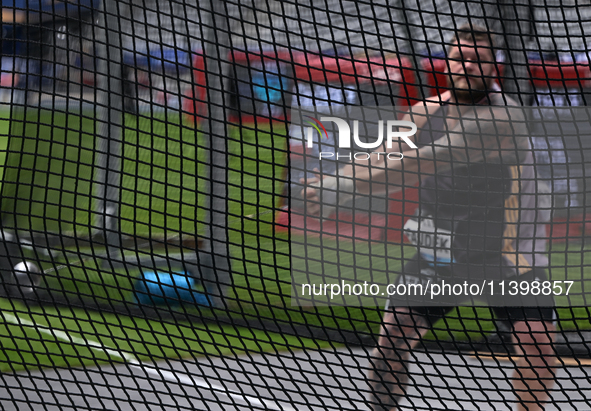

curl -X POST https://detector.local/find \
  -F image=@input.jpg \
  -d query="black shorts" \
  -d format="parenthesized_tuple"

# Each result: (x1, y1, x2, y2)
(406, 304, 556, 328)
(389, 253, 556, 325)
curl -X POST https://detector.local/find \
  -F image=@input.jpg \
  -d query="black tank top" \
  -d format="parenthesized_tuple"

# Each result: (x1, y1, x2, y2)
(415, 102, 513, 263)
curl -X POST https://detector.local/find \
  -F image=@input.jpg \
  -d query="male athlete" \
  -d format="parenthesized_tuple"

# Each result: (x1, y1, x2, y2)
(302, 24, 556, 410)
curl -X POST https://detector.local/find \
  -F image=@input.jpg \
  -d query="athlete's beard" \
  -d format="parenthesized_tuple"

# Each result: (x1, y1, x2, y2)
(449, 75, 492, 104)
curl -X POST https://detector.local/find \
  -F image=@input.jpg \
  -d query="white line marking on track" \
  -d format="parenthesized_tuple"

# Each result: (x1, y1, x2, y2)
(470, 352, 591, 367)
(2, 312, 297, 411)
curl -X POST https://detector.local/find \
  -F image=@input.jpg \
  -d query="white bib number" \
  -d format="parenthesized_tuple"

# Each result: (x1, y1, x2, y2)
(403, 215, 454, 264)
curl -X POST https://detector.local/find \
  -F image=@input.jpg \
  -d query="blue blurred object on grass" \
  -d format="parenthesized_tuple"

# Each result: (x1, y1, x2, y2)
(134, 270, 210, 307)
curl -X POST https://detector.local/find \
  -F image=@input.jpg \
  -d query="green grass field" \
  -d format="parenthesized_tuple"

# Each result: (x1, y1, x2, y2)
(0, 108, 590, 374)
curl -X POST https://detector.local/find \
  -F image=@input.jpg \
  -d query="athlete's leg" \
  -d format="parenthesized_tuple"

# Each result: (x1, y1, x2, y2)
(367, 307, 431, 411)
(511, 319, 557, 411)
(493, 267, 557, 411)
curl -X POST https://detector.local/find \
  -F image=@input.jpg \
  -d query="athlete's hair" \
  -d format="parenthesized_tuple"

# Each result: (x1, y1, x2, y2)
(447, 23, 498, 62)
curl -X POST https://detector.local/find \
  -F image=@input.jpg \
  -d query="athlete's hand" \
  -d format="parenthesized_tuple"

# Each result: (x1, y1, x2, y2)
(300, 170, 322, 217)
(300, 169, 356, 219)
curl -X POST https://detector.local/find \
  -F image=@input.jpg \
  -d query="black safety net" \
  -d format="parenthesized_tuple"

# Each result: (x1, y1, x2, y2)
(0, 1, 590, 410)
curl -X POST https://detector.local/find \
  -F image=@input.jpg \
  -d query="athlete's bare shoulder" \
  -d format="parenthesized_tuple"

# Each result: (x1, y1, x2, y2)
(402, 91, 452, 128)
(425, 90, 452, 105)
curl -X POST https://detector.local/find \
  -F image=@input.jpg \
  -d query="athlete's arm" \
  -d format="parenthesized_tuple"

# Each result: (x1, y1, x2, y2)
(419, 105, 529, 165)
(302, 103, 528, 217)
(301, 102, 432, 217)
(334, 101, 440, 195)
(344, 104, 529, 195)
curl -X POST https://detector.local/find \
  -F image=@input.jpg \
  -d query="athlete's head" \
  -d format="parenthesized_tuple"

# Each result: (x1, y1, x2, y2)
(446, 23, 497, 102)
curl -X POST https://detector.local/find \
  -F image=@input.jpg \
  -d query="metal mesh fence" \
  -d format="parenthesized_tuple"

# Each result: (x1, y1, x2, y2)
(0, 0, 591, 410)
